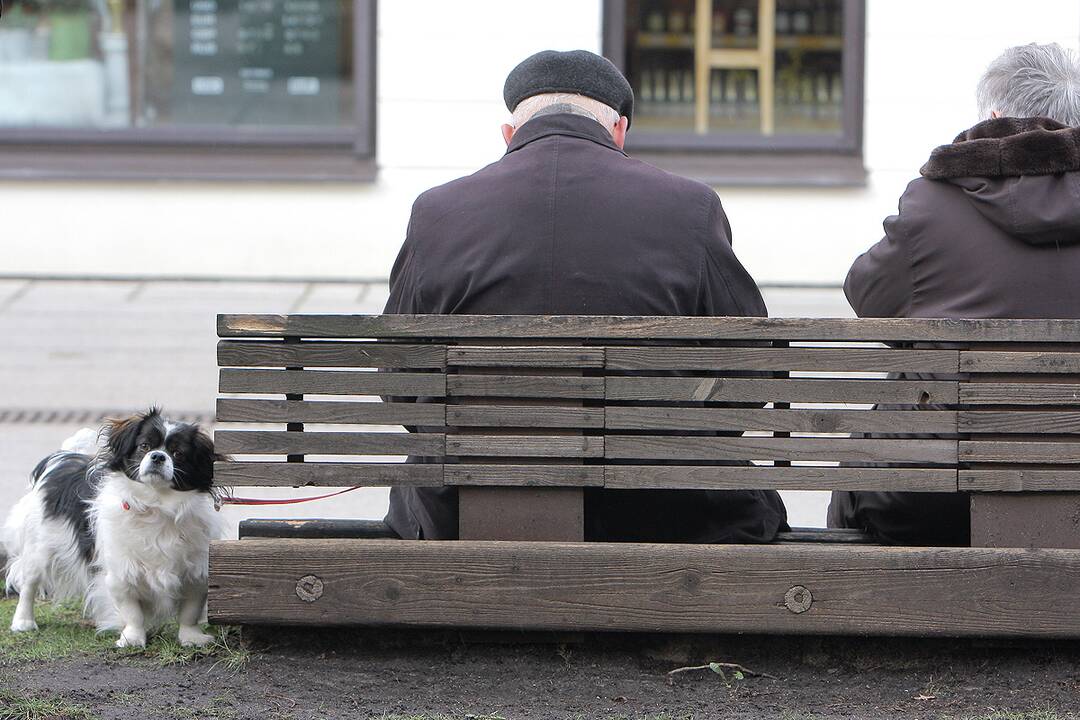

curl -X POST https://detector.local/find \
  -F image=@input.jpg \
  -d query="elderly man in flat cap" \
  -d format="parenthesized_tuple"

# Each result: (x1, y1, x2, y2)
(383, 50, 787, 543)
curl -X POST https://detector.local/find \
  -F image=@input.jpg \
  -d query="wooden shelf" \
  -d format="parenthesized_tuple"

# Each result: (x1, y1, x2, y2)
(636, 32, 844, 53)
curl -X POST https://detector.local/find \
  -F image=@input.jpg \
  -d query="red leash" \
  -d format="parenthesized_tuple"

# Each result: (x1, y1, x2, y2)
(216, 486, 364, 507)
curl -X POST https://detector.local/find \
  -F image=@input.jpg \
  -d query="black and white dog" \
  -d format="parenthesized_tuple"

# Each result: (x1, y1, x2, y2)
(3, 408, 225, 648)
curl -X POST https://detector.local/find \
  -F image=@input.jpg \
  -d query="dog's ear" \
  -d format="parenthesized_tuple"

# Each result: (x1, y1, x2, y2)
(104, 415, 143, 471)
(187, 428, 220, 491)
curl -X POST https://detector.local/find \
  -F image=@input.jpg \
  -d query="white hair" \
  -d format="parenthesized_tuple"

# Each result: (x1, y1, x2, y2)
(976, 43, 1080, 126)
(511, 93, 621, 131)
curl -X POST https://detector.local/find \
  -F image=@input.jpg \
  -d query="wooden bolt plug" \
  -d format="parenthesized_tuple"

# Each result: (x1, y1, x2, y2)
(295, 575, 324, 603)
(784, 585, 813, 614)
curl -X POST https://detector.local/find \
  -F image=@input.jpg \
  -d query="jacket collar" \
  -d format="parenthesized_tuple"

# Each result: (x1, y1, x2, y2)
(921, 116, 1080, 179)
(505, 113, 628, 157)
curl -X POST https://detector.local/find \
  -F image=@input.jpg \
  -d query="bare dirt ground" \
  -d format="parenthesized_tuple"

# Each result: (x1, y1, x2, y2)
(4, 625, 1080, 720)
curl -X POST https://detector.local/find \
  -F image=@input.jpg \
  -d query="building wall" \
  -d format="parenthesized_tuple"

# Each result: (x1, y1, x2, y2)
(3, 0, 1079, 286)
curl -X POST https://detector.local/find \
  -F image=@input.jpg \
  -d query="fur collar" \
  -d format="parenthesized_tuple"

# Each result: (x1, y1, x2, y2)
(920, 117, 1080, 179)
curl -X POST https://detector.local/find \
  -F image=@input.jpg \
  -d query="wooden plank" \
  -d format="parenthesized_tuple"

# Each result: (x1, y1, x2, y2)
(958, 411, 1080, 434)
(208, 540, 1080, 637)
(444, 465, 605, 487)
(218, 314, 1080, 343)
(960, 469, 1080, 492)
(213, 461, 443, 487)
(606, 377, 958, 405)
(775, 528, 877, 544)
(214, 431, 445, 457)
(605, 436, 957, 464)
(961, 383, 1080, 405)
(961, 351, 1080, 373)
(217, 341, 446, 368)
(606, 407, 958, 434)
(959, 441, 1080, 464)
(220, 369, 446, 397)
(447, 405, 604, 429)
(447, 375, 604, 399)
(459, 488, 583, 541)
(445, 435, 604, 458)
(606, 347, 959, 373)
(447, 346, 604, 368)
(216, 399, 446, 426)
(604, 465, 956, 491)
(238, 519, 400, 540)
(971, 493, 1080, 549)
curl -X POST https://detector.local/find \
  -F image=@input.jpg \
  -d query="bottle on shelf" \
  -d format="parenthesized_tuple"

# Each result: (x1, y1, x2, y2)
(733, 1, 754, 38)
(812, 0, 830, 36)
(792, 0, 811, 35)
(640, 68, 654, 103)
(776, 1, 792, 35)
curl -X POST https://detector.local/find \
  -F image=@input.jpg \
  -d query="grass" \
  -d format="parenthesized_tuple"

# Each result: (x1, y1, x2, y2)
(0, 689, 96, 720)
(0, 594, 249, 670)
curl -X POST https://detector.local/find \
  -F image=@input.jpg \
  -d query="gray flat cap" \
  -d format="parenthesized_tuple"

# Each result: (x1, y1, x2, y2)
(503, 50, 634, 127)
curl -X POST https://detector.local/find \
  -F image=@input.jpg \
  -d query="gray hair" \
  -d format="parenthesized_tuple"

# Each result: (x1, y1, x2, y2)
(976, 43, 1080, 126)
(511, 93, 621, 131)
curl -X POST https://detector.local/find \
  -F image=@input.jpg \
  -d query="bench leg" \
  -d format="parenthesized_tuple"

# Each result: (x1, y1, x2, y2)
(458, 487, 583, 541)
(970, 492, 1080, 549)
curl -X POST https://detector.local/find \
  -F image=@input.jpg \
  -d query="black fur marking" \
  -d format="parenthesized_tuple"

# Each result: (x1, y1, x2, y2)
(32, 452, 98, 563)
(165, 424, 217, 493)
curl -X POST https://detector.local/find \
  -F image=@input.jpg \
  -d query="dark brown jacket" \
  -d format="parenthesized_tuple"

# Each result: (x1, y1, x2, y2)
(383, 112, 787, 543)
(829, 117, 1080, 545)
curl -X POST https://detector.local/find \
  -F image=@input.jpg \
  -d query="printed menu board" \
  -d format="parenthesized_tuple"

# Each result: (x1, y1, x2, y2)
(172, 0, 343, 126)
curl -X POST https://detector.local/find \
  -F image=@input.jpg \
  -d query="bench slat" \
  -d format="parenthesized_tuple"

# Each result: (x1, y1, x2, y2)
(960, 383, 1080, 405)
(219, 369, 447, 397)
(958, 411, 1080, 434)
(213, 462, 443, 487)
(960, 351, 1080, 373)
(216, 399, 446, 426)
(447, 346, 605, 368)
(959, 469, 1080, 491)
(217, 341, 447, 368)
(606, 377, 958, 404)
(445, 435, 604, 458)
(604, 466, 957, 491)
(607, 347, 959, 373)
(606, 407, 958, 434)
(444, 465, 605, 487)
(447, 405, 605, 429)
(214, 431, 445, 456)
(218, 314, 1080, 343)
(605, 436, 957, 464)
(959, 441, 1080, 464)
(208, 539, 1080, 637)
(447, 375, 605, 399)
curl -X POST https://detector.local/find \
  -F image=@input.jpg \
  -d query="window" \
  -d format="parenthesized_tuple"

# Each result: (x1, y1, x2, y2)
(603, 0, 865, 185)
(0, 0, 375, 180)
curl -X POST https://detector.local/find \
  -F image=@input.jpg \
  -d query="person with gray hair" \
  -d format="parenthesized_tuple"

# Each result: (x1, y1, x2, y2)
(829, 43, 1080, 546)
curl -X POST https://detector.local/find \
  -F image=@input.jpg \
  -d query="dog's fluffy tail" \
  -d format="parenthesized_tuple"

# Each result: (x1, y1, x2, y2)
(61, 427, 100, 456)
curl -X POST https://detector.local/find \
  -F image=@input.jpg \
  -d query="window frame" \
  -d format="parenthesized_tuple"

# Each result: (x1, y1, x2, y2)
(0, 0, 377, 181)
(602, 0, 866, 185)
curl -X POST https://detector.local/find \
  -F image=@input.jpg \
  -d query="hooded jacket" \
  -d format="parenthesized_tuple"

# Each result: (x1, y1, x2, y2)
(830, 117, 1080, 545)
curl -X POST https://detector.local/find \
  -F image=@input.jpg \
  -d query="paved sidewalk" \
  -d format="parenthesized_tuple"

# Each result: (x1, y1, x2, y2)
(0, 280, 851, 536)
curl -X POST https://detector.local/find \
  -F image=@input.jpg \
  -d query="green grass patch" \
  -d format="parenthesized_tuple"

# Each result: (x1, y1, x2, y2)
(0, 595, 248, 669)
(0, 688, 96, 720)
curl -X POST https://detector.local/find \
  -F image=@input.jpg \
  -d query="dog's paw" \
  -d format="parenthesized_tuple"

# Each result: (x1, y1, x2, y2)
(115, 627, 146, 649)
(9, 617, 38, 633)
(178, 626, 215, 648)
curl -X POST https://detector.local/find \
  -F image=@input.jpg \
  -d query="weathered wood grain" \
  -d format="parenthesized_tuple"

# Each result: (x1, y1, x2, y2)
(447, 375, 604, 399)
(447, 346, 605, 368)
(603, 465, 957, 490)
(960, 351, 1080, 373)
(214, 431, 445, 457)
(605, 407, 958, 434)
(606, 377, 958, 404)
(960, 383, 1080, 405)
(959, 441, 1080, 463)
(606, 347, 959, 373)
(444, 465, 605, 487)
(445, 435, 604, 458)
(220, 369, 446, 397)
(213, 461, 443, 487)
(447, 405, 604, 429)
(959, 469, 1080, 492)
(604, 436, 957, 464)
(958, 411, 1080, 434)
(238, 518, 400, 540)
(217, 341, 446, 368)
(971, 493, 1080, 549)
(216, 399, 446, 426)
(218, 314, 1080, 343)
(459, 488, 583, 541)
(208, 540, 1080, 636)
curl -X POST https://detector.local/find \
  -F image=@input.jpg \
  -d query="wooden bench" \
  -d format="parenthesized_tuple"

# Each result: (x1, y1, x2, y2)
(209, 314, 1080, 637)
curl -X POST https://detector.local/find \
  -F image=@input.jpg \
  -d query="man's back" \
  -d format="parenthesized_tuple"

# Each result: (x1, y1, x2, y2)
(384, 112, 786, 543)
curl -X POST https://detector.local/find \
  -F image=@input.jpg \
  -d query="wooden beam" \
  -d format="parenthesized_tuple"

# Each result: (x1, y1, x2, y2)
(959, 441, 1080, 464)
(961, 383, 1080, 406)
(960, 351, 1080, 373)
(219, 368, 446, 397)
(959, 411, 1080, 434)
(213, 461, 443, 487)
(960, 469, 1080, 492)
(606, 407, 958, 434)
(458, 488, 583, 541)
(216, 399, 446, 426)
(605, 347, 960, 373)
(605, 436, 957, 464)
(971, 493, 1080, 549)
(604, 465, 957, 491)
(606, 376, 957, 404)
(214, 431, 445, 457)
(447, 346, 605, 368)
(217, 341, 446, 369)
(208, 540, 1080, 637)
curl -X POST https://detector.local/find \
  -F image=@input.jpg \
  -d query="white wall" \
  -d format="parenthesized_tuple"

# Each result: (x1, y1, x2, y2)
(2, 0, 1078, 285)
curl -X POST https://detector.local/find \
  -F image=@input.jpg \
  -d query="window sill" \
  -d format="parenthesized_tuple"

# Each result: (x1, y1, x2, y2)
(630, 150, 867, 188)
(0, 144, 378, 182)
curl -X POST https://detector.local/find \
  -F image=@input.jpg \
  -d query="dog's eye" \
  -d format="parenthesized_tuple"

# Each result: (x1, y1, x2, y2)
(173, 450, 184, 460)
(138, 443, 150, 453)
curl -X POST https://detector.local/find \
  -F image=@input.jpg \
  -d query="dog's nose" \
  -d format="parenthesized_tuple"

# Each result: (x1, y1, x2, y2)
(149, 452, 167, 464)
